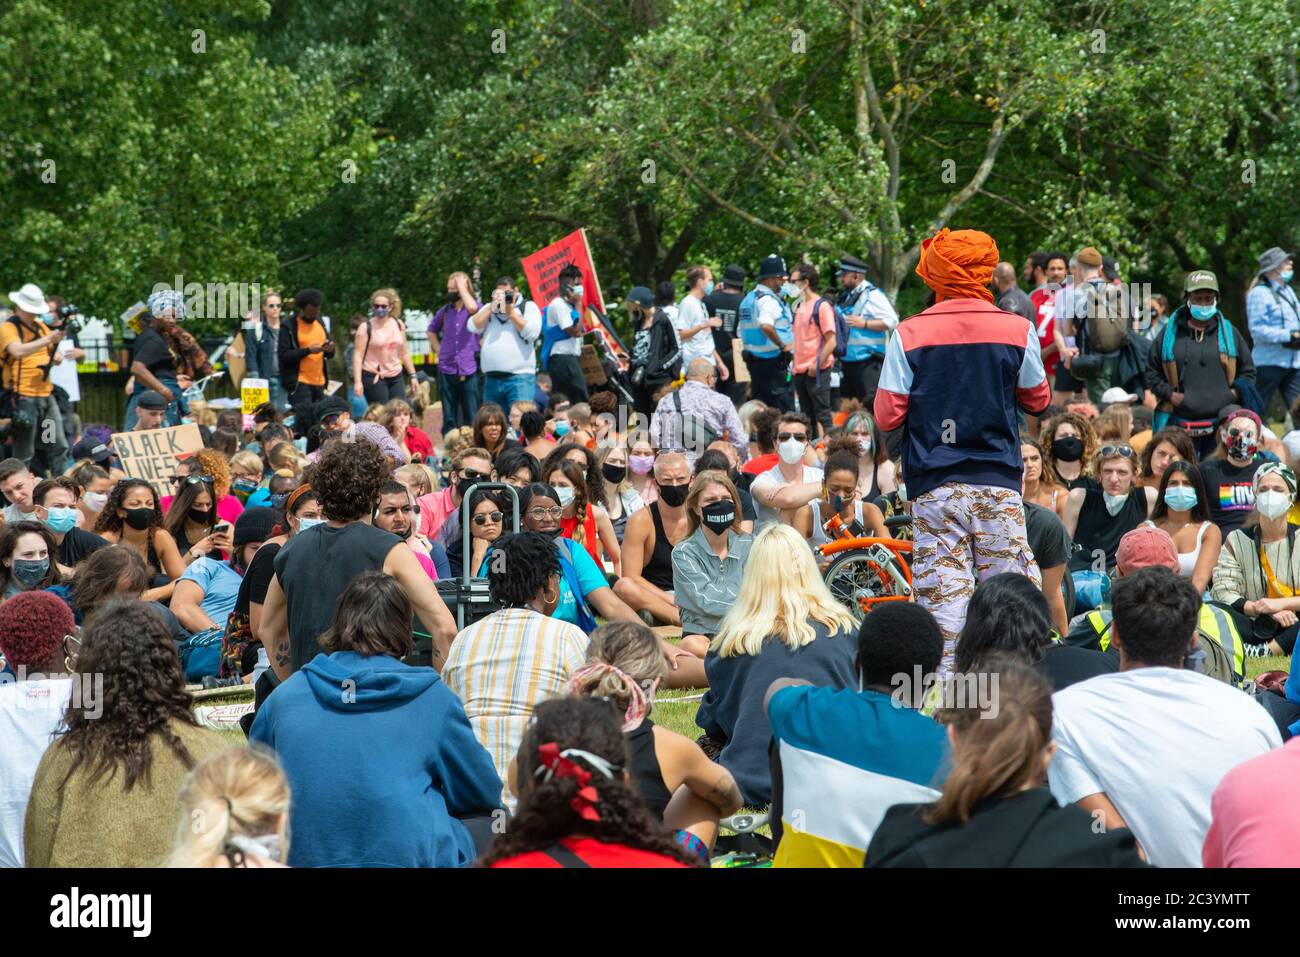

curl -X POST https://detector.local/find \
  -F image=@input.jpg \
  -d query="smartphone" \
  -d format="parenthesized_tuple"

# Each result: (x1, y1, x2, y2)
(213, 523, 231, 536)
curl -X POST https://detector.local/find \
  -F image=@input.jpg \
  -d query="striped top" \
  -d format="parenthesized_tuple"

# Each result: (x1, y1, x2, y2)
(769, 685, 950, 868)
(442, 607, 590, 807)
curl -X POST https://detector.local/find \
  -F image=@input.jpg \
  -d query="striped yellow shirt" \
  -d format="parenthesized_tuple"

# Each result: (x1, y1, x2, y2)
(442, 607, 589, 807)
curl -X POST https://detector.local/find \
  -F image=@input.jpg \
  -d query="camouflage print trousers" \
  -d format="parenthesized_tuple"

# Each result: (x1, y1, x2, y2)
(911, 483, 1041, 676)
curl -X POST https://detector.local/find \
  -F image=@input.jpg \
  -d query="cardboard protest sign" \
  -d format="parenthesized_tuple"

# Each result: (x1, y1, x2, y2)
(579, 344, 608, 386)
(226, 332, 247, 386)
(731, 339, 751, 383)
(110, 424, 204, 500)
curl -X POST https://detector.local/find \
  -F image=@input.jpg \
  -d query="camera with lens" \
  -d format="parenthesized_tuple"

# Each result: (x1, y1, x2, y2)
(55, 304, 82, 335)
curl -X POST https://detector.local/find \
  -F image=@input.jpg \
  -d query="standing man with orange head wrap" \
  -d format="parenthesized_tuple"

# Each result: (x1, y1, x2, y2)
(874, 228, 1052, 674)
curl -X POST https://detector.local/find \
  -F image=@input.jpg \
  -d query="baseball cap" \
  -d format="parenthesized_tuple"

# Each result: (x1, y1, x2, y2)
(1116, 525, 1179, 576)
(625, 286, 654, 309)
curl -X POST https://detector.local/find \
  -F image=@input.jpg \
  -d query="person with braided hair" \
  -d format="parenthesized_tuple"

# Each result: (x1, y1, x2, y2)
(482, 698, 701, 868)
(24, 600, 227, 866)
(166, 747, 291, 868)
(566, 623, 742, 852)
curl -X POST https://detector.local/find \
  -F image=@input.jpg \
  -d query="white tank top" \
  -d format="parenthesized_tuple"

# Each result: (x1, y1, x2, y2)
(1144, 519, 1209, 579)
(810, 499, 866, 547)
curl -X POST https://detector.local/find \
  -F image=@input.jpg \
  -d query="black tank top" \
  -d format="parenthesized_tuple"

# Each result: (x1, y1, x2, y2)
(1069, 486, 1147, 572)
(626, 719, 672, 820)
(646, 503, 678, 591)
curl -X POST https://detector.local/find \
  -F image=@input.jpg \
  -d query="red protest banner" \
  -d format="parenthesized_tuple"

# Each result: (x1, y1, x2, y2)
(521, 228, 628, 367)
(520, 228, 606, 314)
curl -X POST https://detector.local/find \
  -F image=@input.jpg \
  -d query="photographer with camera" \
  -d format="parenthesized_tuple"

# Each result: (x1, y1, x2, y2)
(44, 296, 85, 426)
(542, 264, 591, 404)
(2, 283, 70, 474)
(469, 276, 541, 412)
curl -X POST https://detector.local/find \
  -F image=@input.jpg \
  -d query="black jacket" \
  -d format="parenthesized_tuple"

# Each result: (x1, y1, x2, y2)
(866, 787, 1148, 867)
(277, 317, 335, 393)
(631, 309, 681, 390)
(1143, 307, 1256, 421)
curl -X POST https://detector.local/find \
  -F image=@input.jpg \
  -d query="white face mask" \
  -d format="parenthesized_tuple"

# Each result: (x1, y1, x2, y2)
(83, 491, 108, 512)
(778, 437, 806, 465)
(857, 436, 872, 456)
(1257, 490, 1293, 520)
(555, 485, 576, 507)
(1102, 491, 1129, 516)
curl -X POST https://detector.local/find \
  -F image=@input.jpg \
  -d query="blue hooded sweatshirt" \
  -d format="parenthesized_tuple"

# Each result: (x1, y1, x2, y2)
(250, 651, 503, 867)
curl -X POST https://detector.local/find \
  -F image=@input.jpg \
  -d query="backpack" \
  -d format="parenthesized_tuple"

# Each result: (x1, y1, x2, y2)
(671, 387, 719, 451)
(814, 296, 849, 360)
(1080, 280, 1130, 354)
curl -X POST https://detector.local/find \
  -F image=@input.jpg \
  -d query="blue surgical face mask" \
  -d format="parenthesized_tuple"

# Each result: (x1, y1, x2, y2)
(43, 507, 79, 535)
(571, 284, 584, 300)
(1283, 270, 1295, 284)
(1189, 303, 1217, 321)
(297, 517, 326, 533)
(1163, 485, 1198, 512)
(554, 421, 570, 437)
(704, 281, 715, 296)
(555, 486, 575, 508)
(781, 282, 800, 299)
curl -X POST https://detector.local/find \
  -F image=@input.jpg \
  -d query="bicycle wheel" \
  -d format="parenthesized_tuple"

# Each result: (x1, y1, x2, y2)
(823, 548, 908, 623)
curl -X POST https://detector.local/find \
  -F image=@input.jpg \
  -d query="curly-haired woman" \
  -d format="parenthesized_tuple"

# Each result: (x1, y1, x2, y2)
(23, 599, 227, 866)
(92, 479, 186, 603)
(482, 698, 702, 868)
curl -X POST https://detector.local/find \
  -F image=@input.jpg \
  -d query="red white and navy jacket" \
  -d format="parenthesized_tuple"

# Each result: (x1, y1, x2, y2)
(874, 299, 1051, 499)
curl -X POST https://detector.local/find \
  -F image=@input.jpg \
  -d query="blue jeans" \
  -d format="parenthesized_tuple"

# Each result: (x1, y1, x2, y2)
(1255, 365, 1300, 418)
(439, 370, 481, 434)
(483, 372, 535, 412)
(124, 377, 183, 430)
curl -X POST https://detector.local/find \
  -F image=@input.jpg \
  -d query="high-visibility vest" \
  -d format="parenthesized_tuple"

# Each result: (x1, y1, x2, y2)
(1086, 605, 1244, 685)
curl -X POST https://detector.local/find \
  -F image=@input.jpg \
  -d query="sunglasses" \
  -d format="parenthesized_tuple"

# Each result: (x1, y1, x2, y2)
(777, 432, 808, 442)
(1099, 445, 1134, 459)
(372, 304, 390, 312)
(527, 506, 564, 520)
(461, 469, 491, 482)
(175, 474, 215, 487)
(473, 511, 505, 526)
(322, 414, 347, 427)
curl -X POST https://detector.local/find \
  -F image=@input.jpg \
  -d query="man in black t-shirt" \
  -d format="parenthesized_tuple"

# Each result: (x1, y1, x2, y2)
(1024, 499, 1072, 633)
(705, 264, 747, 404)
(33, 477, 107, 571)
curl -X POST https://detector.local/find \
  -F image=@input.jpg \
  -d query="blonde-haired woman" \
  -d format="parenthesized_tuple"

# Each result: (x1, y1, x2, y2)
(566, 622, 742, 853)
(380, 398, 435, 463)
(167, 747, 290, 868)
(354, 287, 419, 404)
(594, 442, 645, 542)
(695, 523, 859, 807)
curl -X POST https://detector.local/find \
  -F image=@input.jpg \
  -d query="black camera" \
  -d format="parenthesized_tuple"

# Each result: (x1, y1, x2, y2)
(55, 304, 82, 335)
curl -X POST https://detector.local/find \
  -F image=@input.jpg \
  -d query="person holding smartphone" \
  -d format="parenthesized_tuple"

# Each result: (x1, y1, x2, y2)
(280, 288, 336, 438)
(164, 475, 232, 567)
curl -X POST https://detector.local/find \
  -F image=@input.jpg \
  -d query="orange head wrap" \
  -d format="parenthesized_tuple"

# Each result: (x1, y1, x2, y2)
(915, 228, 999, 304)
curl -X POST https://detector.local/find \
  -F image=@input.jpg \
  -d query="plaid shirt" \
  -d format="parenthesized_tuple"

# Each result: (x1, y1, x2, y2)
(442, 607, 589, 807)
(650, 379, 746, 465)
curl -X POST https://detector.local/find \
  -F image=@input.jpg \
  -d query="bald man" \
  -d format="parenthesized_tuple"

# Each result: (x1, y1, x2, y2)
(993, 261, 1036, 322)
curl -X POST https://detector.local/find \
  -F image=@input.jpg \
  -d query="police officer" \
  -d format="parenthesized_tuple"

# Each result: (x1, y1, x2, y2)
(737, 255, 795, 412)
(835, 255, 899, 409)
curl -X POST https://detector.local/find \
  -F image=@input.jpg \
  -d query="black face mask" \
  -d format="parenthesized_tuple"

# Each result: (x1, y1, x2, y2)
(601, 463, 627, 485)
(1051, 437, 1084, 463)
(456, 478, 476, 500)
(124, 507, 153, 531)
(539, 527, 563, 540)
(189, 506, 214, 524)
(447, 291, 460, 304)
(658, 482, 689, 508)
(701, 500, 736, 534)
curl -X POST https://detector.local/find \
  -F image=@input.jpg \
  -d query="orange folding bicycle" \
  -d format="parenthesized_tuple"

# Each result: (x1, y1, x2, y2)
(817, 515, 913, 623)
